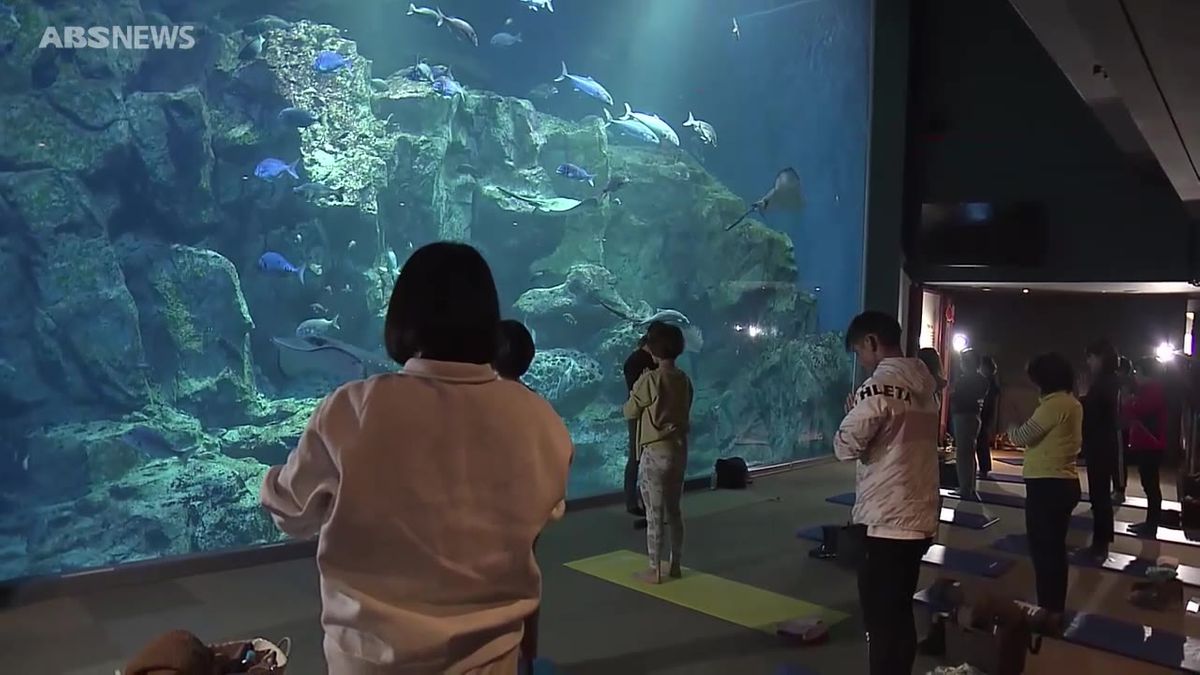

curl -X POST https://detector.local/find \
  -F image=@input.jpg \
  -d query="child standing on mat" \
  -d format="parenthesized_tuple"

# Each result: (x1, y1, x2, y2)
(624, 323, 693, 584)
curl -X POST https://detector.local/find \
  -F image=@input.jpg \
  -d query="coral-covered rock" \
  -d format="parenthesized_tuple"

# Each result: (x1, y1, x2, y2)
(523, 348, 604, 418)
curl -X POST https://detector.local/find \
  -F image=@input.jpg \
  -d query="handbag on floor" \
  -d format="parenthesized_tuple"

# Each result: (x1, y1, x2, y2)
(712, 457, 750, 489)
(123, 630, 290, 674)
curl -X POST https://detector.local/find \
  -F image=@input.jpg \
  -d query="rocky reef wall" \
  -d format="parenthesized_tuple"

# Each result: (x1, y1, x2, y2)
(0, 4, 851, 580)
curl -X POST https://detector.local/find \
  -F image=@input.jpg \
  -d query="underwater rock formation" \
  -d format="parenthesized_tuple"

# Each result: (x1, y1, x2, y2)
(0, 6, 851, 580)
(522, 348, 604, 418)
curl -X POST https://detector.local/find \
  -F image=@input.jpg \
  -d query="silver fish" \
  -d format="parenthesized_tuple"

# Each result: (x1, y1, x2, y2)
(296, 315, 341, 337)
(407, 3, 444, 25)
(440, 11, 479, 46)
(683, 111, 718, 147)
(239, 33, 264, 60)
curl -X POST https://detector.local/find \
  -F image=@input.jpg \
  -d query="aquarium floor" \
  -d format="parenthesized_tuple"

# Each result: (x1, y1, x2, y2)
(1, 459, 1179, 675)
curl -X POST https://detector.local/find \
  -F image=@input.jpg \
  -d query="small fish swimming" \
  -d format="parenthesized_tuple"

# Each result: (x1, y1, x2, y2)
(490, 32, 522, 47)
(258, 251, 306, 284)
(528, 83, 558, 99)
(313, 50, 351, 73)
(438, 10, 479, 46)
(601, 175, 628, 199)
(293, 182, 336, 198)
(732, 17, 741, 41)
(519, 0, 554, 12)
(309, 263, 324, 276)
(0, 2, 19, 28)
(620, 103, 680, 146)
(310, 303, 328, 314)
(347, 240, 357, 250)
(407, 3, 444, 25)
(505, 17, 514, 26)
(602, 109, 659, 144)
(244, 15, 291, 35)
(278, 107, 318, 127)
(432, 75, 465, 98)
(370, 78, 390, 92)
(296, 315, 341, 337)
(404, 61, 436, 82)
(255, 157, 300, 181)
(683, 112, 718, 147)
(556, 163, 595, 187)
(239, 34, 264, 60)
(555, 62, 613, 106)
(121, 427, 191, 462)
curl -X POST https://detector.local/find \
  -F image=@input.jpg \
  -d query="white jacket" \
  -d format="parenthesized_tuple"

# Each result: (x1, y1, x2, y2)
(261, 359, 573, 674)
(834, 357, 940, 539)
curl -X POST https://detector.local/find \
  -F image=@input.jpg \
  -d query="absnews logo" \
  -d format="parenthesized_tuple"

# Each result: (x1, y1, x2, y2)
(39, 25, 197, 50)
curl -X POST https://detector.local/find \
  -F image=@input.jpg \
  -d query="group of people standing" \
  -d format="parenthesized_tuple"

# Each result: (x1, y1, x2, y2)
(835, 311, 1172, 675)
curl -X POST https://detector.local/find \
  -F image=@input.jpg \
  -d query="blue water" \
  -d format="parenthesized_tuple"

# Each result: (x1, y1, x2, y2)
(0, 0, 870, 582)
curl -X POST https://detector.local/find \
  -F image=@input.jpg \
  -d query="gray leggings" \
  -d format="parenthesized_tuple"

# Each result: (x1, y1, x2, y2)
(952, 414, 981, 498)
(639, 442, 686, 569)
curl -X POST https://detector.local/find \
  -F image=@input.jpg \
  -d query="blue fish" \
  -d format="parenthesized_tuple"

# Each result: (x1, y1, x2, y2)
(254, 158, 300, 181)
(277, 107, 318, 127)
(556, 163, 595, 187)
(258, 251, 306, 284)
(432, 75, 464, 98)
(313, 50, 351, 73)
(554, 61, 613, 106)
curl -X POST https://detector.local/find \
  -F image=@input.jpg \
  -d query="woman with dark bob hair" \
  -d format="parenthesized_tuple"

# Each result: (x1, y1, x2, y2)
(1007, 352, 1082, 622)
(261, 242, 574, 674)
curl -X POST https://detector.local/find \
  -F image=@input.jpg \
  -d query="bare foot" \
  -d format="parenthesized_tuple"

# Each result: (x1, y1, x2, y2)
(633, 568, 662, 585)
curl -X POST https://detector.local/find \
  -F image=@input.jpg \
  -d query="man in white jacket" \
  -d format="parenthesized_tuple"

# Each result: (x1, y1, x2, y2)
(834, 311, 940, 675)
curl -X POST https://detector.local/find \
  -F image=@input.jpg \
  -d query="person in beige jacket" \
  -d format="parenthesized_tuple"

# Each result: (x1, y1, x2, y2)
(261, 243, 573, 675)
(623, 323, 693, 584)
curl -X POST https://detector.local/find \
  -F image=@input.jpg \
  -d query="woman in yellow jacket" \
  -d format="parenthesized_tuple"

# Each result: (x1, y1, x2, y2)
(1008, 352, 1082, 618)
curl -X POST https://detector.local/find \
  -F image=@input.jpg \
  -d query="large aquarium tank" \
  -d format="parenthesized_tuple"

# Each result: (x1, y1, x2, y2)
(0, 0, 870, 582)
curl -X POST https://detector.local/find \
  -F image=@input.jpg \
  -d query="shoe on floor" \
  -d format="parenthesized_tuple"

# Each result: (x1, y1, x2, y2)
(1129, 521, 1159, 537)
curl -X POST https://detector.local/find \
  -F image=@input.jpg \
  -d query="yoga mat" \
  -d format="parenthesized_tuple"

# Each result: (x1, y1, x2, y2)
(969, 479, 1180, 512)
(565, 550, 848, 632)
(990, 534, 1200, 588)
(914, 588, 1200, 673)
(797, 527, 1014, 579)
(998, 457, 1086, 467)
(608, 490, 780, 519)
(824, 494, 998, 529)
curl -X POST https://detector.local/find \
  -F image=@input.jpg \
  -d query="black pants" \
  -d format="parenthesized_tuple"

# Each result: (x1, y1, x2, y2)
(1025, 478, 1081, 612)
(1128, 450, 1164, 525)
(858, 535, 931, 675)
(1083, 445, 1115, 546)
(624, 419, 640, 512)
(975, 427, 993, 475)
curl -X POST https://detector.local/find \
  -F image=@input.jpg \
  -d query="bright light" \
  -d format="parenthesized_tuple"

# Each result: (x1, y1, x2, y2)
(1155, 342, 1176, 363)
(1022, 288, 1030, 294)
(951, 333, 969, 353)
(747, 325, 763, 338)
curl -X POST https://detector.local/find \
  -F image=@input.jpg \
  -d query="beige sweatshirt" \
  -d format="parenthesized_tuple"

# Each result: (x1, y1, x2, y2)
(260, 359, 573, 674)
(623, 365, 693, 448)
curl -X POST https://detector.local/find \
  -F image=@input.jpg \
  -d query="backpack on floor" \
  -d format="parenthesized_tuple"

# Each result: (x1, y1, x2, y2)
(712, 457, 750, 489)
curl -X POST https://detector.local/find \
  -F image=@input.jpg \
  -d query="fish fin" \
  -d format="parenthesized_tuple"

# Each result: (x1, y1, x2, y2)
(407, 3, 415, 15)
(332, 314, 341, 330)
(287, 158, 300, 180)
(547, 0, 554, 11)
(602, 108, 613, 125)
(588, 178, 594, 187)
(516, 33, 523, 42)
(555, 61, 567, 82)
(436, 6, 445, 26)
(623, 102, 632, 119)
(686, 111, 696, 125)
(298, 263, 307, 285)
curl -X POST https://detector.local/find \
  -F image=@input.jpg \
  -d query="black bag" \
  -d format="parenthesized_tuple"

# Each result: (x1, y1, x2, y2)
(713, 457, 750, 489)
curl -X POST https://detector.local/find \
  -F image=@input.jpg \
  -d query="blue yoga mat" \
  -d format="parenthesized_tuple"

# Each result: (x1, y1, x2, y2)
(990, 533, 1200, 588)
(797, 527, 1014, 578)
(825, 494, 998, 530)
(914, 588, 1200, 673)
(996, 457, 1087, 467)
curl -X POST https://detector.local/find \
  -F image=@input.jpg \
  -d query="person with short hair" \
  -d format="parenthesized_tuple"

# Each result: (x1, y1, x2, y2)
(1008, 352, 1082, 618)
(624, 323, 693, 585)
(835, 311, 940, 675)
(1123, 357, 1169, 535)
(1082, 339, 1121, 559)
(622, 323, 668, 525)
(261, 242, 574, 674)
(495, 319, 535, 382)
(949, 348, 989, 498)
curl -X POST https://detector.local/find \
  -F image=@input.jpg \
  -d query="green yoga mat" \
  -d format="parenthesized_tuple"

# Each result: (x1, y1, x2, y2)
(565, 550, 847, 633)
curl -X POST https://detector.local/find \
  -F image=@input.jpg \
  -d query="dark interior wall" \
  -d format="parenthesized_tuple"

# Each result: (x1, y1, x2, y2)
(949, 291, 1187, 428)
(905, 0, 1196, 283)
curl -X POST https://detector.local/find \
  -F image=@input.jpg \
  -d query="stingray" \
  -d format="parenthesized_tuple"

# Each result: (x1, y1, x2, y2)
(726, 167, 804, 231)
(495, 186, 599, 216)
(272, 335, 397, 382)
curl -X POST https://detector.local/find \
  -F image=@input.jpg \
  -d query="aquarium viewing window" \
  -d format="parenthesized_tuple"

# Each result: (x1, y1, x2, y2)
(0, 0, 873, 585)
